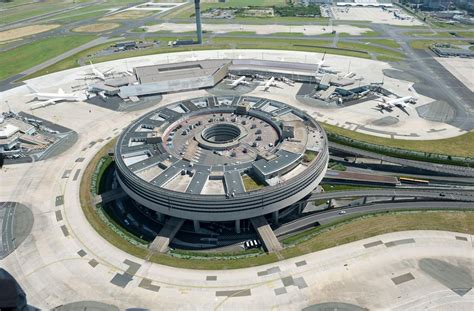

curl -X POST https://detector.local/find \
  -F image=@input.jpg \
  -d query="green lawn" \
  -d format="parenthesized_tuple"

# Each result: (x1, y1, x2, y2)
(242, 175, 265, 191)
(322, 123, 474, 157)
(337, 41, 405, 60)
(453, 31, 474, 38)
(410, 39, 467, 49)
(321, 184, 376, 192)
(0, 2, 70, 24)
(24, 40, 119, 80)
(0, 35, 95, 80)
(281, 211, 474, 247)
(47, 5, 114, 23)
(303, 150, 318, 163)
(405, 31, 454, 38)
(364, 39, 401, 49)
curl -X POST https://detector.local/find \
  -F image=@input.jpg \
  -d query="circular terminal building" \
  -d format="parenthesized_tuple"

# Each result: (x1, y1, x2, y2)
(115, 96, 328, 232)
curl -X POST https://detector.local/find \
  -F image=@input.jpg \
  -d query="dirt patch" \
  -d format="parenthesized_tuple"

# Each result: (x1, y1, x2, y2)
(72, 23, 120, 33)
(0, 24, 60, 42)
(100, 10, 153, 20)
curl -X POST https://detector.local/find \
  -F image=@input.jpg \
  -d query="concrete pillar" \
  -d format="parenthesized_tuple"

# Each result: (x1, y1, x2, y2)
(362, 196, 367, 204)
(235, 219, 241, 234)
(391, 196, 395, 201)
(193, 220, 200, 232)
(156, 212, 165, 223)
(297, 202, 303, 215)
(272, 211, 279, 226)
(328, 199, 332, 208)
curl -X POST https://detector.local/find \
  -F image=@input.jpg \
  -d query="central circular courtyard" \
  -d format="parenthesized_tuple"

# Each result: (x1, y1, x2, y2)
(202, 123, 241, 143)
(115, 96, 329, 222)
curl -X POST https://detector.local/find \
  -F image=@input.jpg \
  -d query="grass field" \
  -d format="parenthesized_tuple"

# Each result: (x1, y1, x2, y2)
(453, 31, 474, 38)
(0, 2, 70, 25)
(47, 5, 115, 24)
(337, 41, 405, 60)
(242, 175, 265, 191)
(0, 24, 60, 42)
(364, 39, 401, 49)
(321, 184, 376, 192)
(24, 40, 118, 80)
(72, 23, 120, 33)
(100, 10, 153, 21)
(410, 39, 466, 49)
(322, 123, 474, 157)
(405, 31, 454, 38)
(0, 35, 95, 80)
(281, 211, 474, 248)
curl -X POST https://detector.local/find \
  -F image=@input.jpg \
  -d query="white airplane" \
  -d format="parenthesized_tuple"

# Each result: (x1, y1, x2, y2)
(376, 95, 416, 111)
(262, 77, 278, 91)
(375, 84, 419, 112)
(279, 77, 295, 86)
(25, 86, 82, 110)
(228, 76, 250, 88)
(315, 53, 338, 75)
(80, 61, 113, 81)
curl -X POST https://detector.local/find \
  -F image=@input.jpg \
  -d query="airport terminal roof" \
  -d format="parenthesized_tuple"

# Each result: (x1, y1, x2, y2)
(134, 60, 230, 84)
(116, 96, 327, 196)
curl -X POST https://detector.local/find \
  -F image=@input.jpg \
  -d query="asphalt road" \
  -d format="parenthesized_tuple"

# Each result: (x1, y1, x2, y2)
(329, 142, 474, 177)
(308, 188, 474, 202)
(275, 201, 474, 237)
(0, 202, 17, 259)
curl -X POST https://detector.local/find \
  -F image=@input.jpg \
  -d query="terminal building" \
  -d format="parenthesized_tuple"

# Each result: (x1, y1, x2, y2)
(90, 59, 322, 100)
(114, 96, 329, 249)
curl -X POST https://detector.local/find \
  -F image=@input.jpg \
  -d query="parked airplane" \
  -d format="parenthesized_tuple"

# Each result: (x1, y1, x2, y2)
(278, 77, 295, 86)
(228, 76, 250, 88)
(375, 95, 417, 112)
(315, 53, 338, 75)
(80, 61, 114, 81)
(262, 77, 277, 91)
(25, 86, 82, 110)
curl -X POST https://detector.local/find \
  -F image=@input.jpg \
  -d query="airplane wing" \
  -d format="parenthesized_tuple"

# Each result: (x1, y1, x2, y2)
(30, 98, 59, 110)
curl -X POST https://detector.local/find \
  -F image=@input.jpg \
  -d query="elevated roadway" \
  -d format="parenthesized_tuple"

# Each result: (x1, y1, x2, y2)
(329, 142, 474, 177)
(275, 201, 474, 237)
(307, 188, 474, 202)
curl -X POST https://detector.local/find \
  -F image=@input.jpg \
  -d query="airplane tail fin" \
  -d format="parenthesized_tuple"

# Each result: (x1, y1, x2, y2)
(408, 84, 419, 99)
(58, 88, 65, 95)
